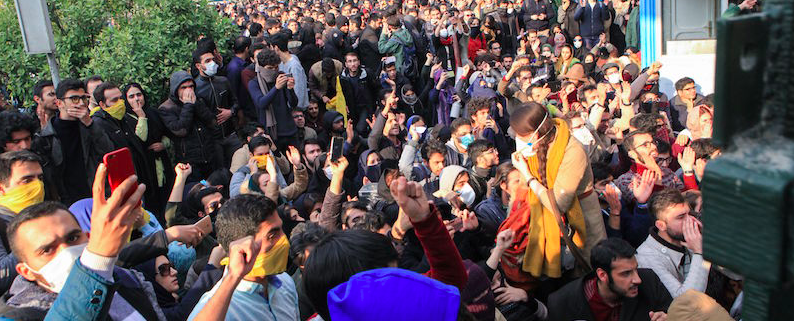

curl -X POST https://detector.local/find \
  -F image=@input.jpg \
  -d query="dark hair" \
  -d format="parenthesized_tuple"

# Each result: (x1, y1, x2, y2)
(233, 36, 252, 54)
(421, 139, 447, 161)
(675, 77, 695, 91)
(450, 118, 471, 135)
(590, 238, 636, 276)
(215, 194, 279, 251)
(509, 102, 555, 185)
(248, 135, 272, 152)
(265, 18, 280, 29)
(630, 113, 662, 133)
(577, 84, 598, 103)
(386, 15, 401, 27)
(192, 45, 215, 65)
(591, 162, 612, 182)
(122, 83, 147, 110)
(0, 150, 42, 186)
(303, 229, 399, 320)
(621, 130, 652, 152)
(473, 53, 497, 67)
(369, 12, 382, 21)
(237, 122, 264, 141)
(55, 79, 86, 99)
(467, 139, 493, 166)
(270, 32, 289, 52)
(92, 82, 119, 106)
(344, 51, 360, 61)
(349, 211, 388, 233)
(289, 222, 328, 267)
(249, 22, 263, 37)
(257, 48, 281, 67)
(492, 162, 515, 195)
(341, 201, 370, 227)
(8, 201, 73, 262)
(691, 138, 718, 160)
(0, 111, 38, 152)
(302, 138, 323, 154)
(466, 97, 491, 118)
(33, 80, 54, 99)
(655, 138, 671, 155)
(82, 75, 103, 88)
(249, 42, 266, 58)
(649, 188, 687, 220)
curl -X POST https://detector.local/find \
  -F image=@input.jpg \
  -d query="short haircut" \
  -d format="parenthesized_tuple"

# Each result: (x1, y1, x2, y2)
(450, 118, 471, 135)
(237, 122, 265, 141)
(467, 139, 493, 164)
(0, 150, 42, 186)
(630, 113, 662, 133)
(344, 51, 359, 60)
(248, 135, 272, 152)
(649, 188, 687, 220)
(621, 130, 652, 152)
(93, 82, 119, 105)
(591, 162, 612, 182)
(691, 138, 718, 160)
(55, 79, 85, 99)
(0, 111, 38, 151)
(302, 138, 323, 153)
(249, 22, 263, 37)
(675, 77, 695, 91)
(249, 42, 266, 58)
(421, 139, 447, 161)
(590, 238, 637, 276)
(577, 84, 598, 102)
(473, 53, 497, 66)
(233, 36, 252, 54)
(215, 194, 279, 251)
(270, 32, 289, 52)
(289, 222, 328, 267)
(192, 46, 214, 64)
(82, 75, 103, 88)
(386, 15, 401, 27)
(8, 201, 73, 262)
(265, 18, 280, 29)
(33, 80, 53, 99)
(466, 97, 491, 118)
(369, 12, 382, 21)
(303, 229, 399, 319)
(257, 48, 281, 67)
(655, 138, 671, 155)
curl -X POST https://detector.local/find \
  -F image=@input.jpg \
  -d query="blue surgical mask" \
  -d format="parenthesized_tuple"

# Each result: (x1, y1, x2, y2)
(204, 61, 219, 77)
(460, 134, 475, 149)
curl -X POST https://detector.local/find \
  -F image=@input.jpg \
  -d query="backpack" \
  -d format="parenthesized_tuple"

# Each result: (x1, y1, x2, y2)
(392, 36, 418, 80)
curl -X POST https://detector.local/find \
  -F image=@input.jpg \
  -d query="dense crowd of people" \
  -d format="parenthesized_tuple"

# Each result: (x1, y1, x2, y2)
(0, 0, 762, 319)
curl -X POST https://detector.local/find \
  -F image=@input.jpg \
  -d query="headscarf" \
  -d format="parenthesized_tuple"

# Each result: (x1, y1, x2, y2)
(132, 256, 177, 308)
(686, 105, 714, 140)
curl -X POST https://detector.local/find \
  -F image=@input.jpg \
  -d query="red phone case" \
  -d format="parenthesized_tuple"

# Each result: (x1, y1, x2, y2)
(103, 148, 139, 204)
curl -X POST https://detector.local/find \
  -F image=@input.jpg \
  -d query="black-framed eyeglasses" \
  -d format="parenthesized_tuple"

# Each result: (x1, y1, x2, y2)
(63, 95, 90, 104)
(655, 156, 672, 165)
(157, 262, 176, 277)
(635, 140, 655, 149)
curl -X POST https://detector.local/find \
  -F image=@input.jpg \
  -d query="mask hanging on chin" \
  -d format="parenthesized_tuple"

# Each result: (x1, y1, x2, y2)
(25, 243, 87, 293)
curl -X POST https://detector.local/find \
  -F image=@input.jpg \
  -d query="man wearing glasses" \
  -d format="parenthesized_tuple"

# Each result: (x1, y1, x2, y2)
(614, 130, 686, 205)
(38, 79, 113, 205)
(670, 77, 705, 132)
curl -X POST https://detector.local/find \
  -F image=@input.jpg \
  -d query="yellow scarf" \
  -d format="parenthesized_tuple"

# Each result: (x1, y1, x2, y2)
(326, 77, 348, 124)
(219, 235, 289, 278)
(0, 179, 45, 214)
(522, 119, 587, 278)
(103, 100, 126, 120)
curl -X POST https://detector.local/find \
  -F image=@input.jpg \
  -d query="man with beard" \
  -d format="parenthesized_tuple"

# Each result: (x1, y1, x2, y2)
(636, 189, 709, 298)
(548, 238, 672, 320)
(614, 131, 684, 204)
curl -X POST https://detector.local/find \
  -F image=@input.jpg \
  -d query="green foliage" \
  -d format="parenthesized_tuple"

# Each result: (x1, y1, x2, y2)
(0, 0, 236, 107)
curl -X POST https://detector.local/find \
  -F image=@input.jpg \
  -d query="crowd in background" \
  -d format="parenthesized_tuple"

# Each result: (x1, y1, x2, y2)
(0, 0, 763, 320)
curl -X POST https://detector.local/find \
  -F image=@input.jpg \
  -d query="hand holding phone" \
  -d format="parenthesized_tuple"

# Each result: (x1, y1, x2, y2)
(103, 148, 140, 206)
(330, 136, 344, 161)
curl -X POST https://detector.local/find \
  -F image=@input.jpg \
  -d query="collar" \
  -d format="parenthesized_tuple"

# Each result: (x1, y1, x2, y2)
(649, 227, 688, 254)
(235, 275, 283, 295)
(474, 166, 490, 179)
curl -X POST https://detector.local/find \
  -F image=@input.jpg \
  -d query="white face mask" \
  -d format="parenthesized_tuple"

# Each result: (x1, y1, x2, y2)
(573, 40, 583, 48)
(204, 61, 219, 77)
(572, 125, 595, 146)
(515, 113, 548, 157)
(415, 126, 427, 134)
(607, 73, 621, 84)
(324, 166, 334, 180)
(25, 243, 87, 293)
(507, 8, 514, 14)
(457, 183, 476, 207)
(439, 28, 449, 38)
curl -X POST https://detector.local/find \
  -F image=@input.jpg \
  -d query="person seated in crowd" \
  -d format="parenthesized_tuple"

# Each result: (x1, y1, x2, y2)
(548, 238, 673, 320)
(637, 188, 710, 298)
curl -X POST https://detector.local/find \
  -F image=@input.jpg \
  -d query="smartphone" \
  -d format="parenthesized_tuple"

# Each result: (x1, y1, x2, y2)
(445, 70, 455, 78)
(330, 136, 344, 162)
(194, 215, 213, 235)
(103, 148, 139, 206)
(285, 73, 293, 78)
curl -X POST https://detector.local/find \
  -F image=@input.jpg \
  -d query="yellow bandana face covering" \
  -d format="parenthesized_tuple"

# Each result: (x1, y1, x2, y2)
(0, 179, 45, 213)
(221, 235, 290, 278)
(104, 99, 126, 120)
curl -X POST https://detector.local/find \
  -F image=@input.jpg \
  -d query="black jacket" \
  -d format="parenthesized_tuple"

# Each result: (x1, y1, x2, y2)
(547, 269, 673, 321)
(194, 74, 237, 138)
(522, 0, 556, 31)
(159, 71, 221, 171)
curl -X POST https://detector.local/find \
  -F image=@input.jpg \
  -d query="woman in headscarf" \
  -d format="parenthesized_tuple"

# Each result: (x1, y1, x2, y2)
(124, 83, 174, 220)
(133, 253, 223, 321)
(554, 44, 581, 78)
(505, 102, 606, 293)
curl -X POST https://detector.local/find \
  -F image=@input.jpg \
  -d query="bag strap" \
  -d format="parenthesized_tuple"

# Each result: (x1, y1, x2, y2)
(543, 188, 592, 272)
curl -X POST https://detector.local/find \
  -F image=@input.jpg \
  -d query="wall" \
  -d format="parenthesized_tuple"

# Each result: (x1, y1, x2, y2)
(656, 53, 716, 99)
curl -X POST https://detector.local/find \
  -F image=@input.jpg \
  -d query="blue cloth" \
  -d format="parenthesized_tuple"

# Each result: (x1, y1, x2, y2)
(69, 198, 164, 237)
(327, 268, 460, 321)
(574, 1, 609, 37)
(187, 272, 299, 321)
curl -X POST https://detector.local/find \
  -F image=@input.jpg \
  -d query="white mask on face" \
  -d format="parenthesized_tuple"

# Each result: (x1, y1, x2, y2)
(457, 183, 476, 207)
(439, 28, 449, 38)
(572, 125, 595, 146)
(25, 243, 87, 293)
(415, 126, 427, 134)
(515, 113, 548, 157)
(607, 73, 621, 84)
(204, 61, 219, 77)
(507, 7, 514, 14)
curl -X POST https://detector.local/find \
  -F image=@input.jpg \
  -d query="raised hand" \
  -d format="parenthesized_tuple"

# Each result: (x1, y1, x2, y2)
(87, 164, 146, 258)
(458, 209, 479, 232)
(226, 235, 261, 281)
(678, 146, 696, 173)
(494, 285, 528, 305)
(285, 146, 302, 167)
(604, 183, 622, 214)
(495, 229, 514, 252)
(389, 176, 431, 223)
(165, 224, 205, 248)
(511, 151, 532, 182)
(330, 156, 349, 176)
(633, 169, 656, 204)
(681, 215, 703, 254)
(175, 163, 192, 178)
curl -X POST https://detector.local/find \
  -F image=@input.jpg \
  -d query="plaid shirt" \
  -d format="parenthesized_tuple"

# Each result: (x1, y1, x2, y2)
(614, 163, 684, 203)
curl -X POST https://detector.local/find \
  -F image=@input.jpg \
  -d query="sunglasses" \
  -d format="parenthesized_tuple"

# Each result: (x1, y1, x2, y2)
(157, 262, 176, 277)
(207, 198, 226, 213)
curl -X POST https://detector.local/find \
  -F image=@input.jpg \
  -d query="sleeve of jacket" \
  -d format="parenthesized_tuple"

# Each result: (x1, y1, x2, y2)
(640, 269, 674, 311)
(557, 6, 566, 24)
(574, 6, 584, 21)
(545, 2, 557, 22)
(86, 122, 114, 163)
(159, 103, 194, 137)
(378, 32, 400, 55)
(265, 180, 280, 203)
(552, 141, 588, 212)
(637, 250, 710, 298)
(280, 164, 308, 201)
(629, 72, 650, 102)
(399, 140, 419, 179)
(318, 190, 346, 232)
(367, 112, 388, 151)
(286, 88, 298, 109)
(116, 230, 169, 268)
(44, 260, 118, 321)
(308, 73, 324, 101)
(229, 169, 249, 198)
(248, 80, 280, 117)
(0, 249, 18, 295)
(413, 205, 468, 289)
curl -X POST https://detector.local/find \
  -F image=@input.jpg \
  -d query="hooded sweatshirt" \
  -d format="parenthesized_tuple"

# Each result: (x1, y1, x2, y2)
(158, 71, 219, 166)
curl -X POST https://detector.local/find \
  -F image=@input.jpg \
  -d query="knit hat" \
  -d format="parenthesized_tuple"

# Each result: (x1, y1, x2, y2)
(460, 260, 495, 321)
(667, 290, 733, 321)
(623, 63, 640, 81)
(327, 268, 461, 321)
(433, 165, 467, 199)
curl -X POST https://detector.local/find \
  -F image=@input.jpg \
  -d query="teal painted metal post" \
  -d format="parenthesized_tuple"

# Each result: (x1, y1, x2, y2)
(639, 0, 657, 68)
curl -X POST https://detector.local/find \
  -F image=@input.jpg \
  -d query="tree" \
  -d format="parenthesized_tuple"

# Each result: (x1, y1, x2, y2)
(0, 0, 237, 109)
